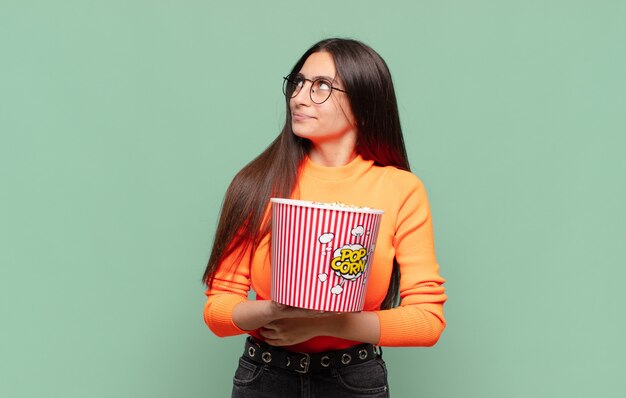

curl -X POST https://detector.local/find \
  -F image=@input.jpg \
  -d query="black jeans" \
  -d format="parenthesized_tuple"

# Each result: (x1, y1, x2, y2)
(231, 354, 390, 397)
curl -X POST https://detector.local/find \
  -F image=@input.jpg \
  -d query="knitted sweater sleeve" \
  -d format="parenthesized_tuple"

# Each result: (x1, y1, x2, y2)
(374, 175, 447, 346)
(203, 243, 254, 337)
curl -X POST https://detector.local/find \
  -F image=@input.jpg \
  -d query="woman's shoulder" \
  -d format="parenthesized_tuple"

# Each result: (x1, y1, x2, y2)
(375, 164, 426, 192)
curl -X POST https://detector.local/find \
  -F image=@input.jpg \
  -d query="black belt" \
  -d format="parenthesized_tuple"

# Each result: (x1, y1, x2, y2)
(243, 336, 380, 374)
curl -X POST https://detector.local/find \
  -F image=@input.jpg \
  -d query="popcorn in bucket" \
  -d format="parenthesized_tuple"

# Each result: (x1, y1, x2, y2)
(270, 198, 383, 312)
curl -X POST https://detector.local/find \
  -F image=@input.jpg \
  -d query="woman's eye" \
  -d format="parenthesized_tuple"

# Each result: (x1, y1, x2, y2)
(317, 81, 331, 91)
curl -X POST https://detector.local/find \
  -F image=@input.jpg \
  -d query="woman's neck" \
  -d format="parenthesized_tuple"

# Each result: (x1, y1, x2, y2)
(308, 140, 357, 167)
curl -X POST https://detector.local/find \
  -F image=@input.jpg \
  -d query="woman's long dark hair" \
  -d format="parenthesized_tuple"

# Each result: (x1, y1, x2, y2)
(203, 38, 410, 309)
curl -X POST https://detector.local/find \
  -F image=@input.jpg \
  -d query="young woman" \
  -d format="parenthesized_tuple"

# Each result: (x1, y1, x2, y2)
(203, 38, 447, 398)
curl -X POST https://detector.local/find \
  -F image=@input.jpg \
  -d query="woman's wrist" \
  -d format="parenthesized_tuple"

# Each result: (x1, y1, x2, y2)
(233, 299, 277, 331)
(265, 300, 282, 322)
(322, 311, 380, 344)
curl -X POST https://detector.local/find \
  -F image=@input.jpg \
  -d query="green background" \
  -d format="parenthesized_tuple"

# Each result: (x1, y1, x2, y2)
(2, 1, 625, 397)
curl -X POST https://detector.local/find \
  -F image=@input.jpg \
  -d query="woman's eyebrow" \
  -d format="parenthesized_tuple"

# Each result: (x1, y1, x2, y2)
(298, 73, 335, 81)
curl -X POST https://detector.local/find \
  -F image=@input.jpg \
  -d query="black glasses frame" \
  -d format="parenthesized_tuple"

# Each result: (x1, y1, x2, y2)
(282, 74, 348, 104)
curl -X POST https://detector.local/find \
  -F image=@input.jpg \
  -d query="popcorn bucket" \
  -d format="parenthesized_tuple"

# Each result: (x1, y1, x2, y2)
(270, 198, 383, 312)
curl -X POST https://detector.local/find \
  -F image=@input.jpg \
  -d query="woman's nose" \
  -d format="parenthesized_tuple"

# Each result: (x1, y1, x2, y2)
(292, 81, 312, 105)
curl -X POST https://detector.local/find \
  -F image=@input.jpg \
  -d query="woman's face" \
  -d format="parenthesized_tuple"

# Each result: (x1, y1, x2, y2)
(289, 52, 356, 148)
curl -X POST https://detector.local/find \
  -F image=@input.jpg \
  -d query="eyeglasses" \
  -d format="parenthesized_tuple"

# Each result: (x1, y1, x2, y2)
(282, 73, 348, 104)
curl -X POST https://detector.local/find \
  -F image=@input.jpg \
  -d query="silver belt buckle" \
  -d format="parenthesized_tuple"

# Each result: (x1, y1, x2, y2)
(295, 353, 310, 373)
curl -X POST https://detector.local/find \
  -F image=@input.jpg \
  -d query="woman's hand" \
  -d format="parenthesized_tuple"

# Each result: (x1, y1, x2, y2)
(233, 300, 380, 345)
(268, 302, 338, 320)
(262, 309, 381, 346)
(232, 300, 335, 332)
(259, 317, 331, 346)
(260, 303, 339, 345)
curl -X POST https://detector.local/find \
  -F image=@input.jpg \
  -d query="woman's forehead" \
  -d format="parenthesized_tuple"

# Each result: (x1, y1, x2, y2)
(298, 52, 337, 80)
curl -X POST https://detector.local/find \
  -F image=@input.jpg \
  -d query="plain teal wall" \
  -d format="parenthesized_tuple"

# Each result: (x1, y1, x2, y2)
(2, 1, 625, 397)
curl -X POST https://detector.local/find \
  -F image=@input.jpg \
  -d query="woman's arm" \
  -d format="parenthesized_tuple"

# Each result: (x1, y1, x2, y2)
(258, 310, 380, 346)
(232, 300, 333, 331)
(373, 174, 447, 346)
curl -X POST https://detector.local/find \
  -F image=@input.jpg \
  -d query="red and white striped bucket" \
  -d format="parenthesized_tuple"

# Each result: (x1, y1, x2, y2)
(270, 198, 383, 312)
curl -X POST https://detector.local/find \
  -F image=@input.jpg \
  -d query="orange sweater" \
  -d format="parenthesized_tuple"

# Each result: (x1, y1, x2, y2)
(204, 155, 447, 352)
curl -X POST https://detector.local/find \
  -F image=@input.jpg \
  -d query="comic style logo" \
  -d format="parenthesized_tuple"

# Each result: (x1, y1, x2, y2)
(330, 244, 367, 280)
(317, 226, 373, 295)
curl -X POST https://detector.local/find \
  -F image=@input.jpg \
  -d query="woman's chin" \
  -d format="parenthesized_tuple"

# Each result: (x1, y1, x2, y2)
(291, 128, 314, 140)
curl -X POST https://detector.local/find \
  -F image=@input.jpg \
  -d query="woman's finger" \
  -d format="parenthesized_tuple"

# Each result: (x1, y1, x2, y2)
(262, 322, 277, 330)
(259, 327, 277, 339)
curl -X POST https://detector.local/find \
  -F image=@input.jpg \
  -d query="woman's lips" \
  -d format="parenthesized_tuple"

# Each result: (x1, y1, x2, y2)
(292, 112, 315, 122)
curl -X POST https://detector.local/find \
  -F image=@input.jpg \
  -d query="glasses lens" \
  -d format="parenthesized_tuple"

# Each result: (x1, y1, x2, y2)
(311, 79, 333, 104)
(283, 74, 301, 98)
